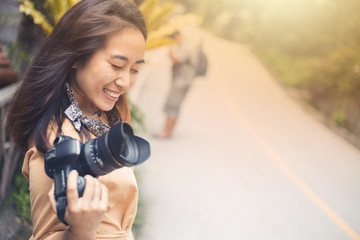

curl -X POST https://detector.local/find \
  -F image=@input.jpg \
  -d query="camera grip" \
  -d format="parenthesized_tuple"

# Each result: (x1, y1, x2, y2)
(53, 172, 85, 225)
(56, 196, 68, 225)
(77, 176, 85, 197)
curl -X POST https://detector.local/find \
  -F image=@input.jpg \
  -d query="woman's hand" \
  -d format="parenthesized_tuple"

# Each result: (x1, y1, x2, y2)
(48, 170, 108, 240)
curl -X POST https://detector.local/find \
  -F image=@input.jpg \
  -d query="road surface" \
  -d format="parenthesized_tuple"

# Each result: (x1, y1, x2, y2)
(132, 28, 360, 240)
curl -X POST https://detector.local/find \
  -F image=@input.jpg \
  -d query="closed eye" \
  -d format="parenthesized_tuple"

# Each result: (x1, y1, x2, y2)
(111, 64, 122, 70)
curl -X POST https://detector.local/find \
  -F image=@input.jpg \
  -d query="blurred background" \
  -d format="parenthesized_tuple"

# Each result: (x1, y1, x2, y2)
(182, 0, 360, 134)
(1, 0, 360, 239)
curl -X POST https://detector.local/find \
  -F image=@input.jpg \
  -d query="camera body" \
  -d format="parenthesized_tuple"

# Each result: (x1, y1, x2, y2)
(44, 122, 150, 225)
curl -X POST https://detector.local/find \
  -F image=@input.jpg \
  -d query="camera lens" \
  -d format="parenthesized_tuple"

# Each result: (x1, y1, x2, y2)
(79, 122, 150, 176)
(120, 132, 130, 157)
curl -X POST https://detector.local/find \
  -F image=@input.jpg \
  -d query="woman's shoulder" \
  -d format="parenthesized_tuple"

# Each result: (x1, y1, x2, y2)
(60, 118, 81, 140)
(47, 118, 81, 144)
(23, 118, 79, 178)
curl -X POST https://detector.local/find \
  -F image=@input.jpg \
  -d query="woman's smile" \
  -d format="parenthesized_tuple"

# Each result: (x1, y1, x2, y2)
(103, 88, 121, 100)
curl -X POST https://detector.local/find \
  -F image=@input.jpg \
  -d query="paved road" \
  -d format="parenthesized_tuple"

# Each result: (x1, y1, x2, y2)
(132, 29, 360, 240)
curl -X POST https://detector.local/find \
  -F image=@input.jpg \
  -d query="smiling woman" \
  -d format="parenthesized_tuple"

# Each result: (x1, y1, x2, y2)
(6, 0, 147, 239)
(72, 28, 146, 117)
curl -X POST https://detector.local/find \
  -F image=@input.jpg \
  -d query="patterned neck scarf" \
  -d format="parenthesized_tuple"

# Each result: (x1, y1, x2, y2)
(64, 83, 110, 137)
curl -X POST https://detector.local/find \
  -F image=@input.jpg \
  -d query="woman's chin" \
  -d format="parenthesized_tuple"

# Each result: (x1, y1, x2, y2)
(98, 103, 116, 112)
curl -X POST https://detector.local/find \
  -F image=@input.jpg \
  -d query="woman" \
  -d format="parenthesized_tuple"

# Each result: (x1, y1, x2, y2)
(6, 0, 147, 239)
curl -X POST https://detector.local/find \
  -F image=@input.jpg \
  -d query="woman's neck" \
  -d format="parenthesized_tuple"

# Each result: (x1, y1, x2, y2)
(71, 84, 99, 117)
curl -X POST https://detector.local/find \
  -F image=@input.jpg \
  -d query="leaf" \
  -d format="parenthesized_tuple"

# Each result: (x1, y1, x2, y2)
(145, 13, 202, 50)
(146, 2, 175, 31)
(146, 38, 174, 50)
(139, 0, 158, 19)
(150, 13, 202, 39)
(18, 0, 53, 34)
(45, 0, 69, 23)
(67, 0, 80, 8)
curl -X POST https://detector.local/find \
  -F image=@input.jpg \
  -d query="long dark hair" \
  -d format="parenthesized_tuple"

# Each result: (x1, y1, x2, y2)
(7, 0, 147, 153)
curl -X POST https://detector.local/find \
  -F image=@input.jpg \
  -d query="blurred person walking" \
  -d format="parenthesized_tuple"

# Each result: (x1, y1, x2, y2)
(156, 31, 205, 139)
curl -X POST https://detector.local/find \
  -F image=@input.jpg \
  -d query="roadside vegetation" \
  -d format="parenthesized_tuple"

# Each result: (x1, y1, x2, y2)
(176, 0, 360, 140)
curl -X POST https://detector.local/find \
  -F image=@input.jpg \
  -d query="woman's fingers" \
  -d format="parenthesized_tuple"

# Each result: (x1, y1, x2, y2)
(48, 183, 56, 213)
(91, 177, 101, 207)
(47, 170, 108, 231)
(101, 183, 109, 206)
(67, 173, 107, 207)
(82, 174, 95, 204)
(83, 175, 108, 210)
(66, 170, 80, 209)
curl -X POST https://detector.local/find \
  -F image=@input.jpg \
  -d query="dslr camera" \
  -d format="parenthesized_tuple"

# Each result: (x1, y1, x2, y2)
(44, 122, 150, 225)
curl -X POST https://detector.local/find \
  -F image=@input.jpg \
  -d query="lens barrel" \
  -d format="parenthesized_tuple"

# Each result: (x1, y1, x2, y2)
(80, 122, 150, 176)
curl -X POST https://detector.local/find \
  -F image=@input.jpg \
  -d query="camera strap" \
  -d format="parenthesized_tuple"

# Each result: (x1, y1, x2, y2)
(56, 196, 69, 225)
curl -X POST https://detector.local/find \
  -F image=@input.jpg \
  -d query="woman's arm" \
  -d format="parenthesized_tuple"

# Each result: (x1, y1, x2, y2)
(25, 119, 109, 240)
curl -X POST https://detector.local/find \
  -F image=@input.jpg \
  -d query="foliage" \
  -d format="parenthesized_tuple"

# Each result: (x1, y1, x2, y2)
(146, 11, 201, 49)
(11, 173, 31, 223)
(1, 173, 31, 223)
(177, 0, 360, 136)
(129, 100, 146, 132)
(17, 0, 200, 50)
(0, 13, 20, 32)
(252, 46, 320, 88)
(2, 41, 31, 73)
(18, 0, 54, 34)
(255, 0, 360, 135)
(331, 109, 347, 127)
(18, 0, 81, 34)
(139, 0, 202, 49)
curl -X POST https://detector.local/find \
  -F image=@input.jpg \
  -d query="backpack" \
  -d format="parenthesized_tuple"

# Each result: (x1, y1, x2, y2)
(195, 45, 208, 77)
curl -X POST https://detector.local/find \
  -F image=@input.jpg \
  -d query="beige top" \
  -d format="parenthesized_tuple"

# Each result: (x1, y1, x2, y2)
(22, 119, 138, 239)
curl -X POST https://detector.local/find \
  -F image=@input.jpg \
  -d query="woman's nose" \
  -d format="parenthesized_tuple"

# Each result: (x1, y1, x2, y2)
(114, 72, 131, 90)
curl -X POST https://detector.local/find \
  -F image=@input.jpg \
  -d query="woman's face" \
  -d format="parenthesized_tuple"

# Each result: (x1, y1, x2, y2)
(72, 27, 146, 115)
